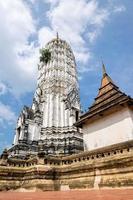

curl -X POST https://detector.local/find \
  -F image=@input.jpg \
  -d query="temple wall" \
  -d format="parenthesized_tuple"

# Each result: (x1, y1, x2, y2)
(83, 107, 133, 151)
(1, 141, 133, 191)
(129, 108, 133, 122)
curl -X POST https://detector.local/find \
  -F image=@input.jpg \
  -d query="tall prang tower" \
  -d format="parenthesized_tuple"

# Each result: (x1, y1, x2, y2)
(10, 35, 83, 157)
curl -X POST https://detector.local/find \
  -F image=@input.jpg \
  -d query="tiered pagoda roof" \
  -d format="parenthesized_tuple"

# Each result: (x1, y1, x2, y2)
(75, 64, 133, 127)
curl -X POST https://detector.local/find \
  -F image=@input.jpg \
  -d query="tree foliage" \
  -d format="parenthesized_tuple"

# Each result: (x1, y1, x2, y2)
(39, 48, 51, 64)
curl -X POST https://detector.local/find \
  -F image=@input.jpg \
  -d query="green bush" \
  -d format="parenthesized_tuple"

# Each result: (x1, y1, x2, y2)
(40, 48, 51, 64)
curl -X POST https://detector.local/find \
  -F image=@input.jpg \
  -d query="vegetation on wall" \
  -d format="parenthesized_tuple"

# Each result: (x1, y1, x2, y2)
(39, 48, 51, 64)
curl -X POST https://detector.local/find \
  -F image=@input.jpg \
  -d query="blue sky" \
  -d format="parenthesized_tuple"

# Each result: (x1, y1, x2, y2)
(0, 0, 133, 152)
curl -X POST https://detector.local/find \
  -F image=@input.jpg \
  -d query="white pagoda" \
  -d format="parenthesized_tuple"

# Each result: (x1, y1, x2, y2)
(10, 35, 83, 157)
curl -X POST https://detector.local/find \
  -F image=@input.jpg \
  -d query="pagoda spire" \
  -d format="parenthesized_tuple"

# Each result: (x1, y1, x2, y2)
(100, 62, 114, 88)
(56, 32, 59, 40)
(102, 61, 107, 76)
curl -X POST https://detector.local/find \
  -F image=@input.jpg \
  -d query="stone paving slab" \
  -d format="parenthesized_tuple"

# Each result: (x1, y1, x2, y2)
(0, 189, 133, 200)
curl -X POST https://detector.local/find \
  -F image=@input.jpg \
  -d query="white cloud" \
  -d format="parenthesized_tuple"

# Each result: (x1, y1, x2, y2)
(39, 0, 125, 72)
(38, 0, 108, 71)
(0, 0, 38, 96)
(113, 5, 126, 13)
(0, 82, 7, 95)
(0, 102, 17, 125)
(38, 27, 55, 48)
(0, 0, 126, 96)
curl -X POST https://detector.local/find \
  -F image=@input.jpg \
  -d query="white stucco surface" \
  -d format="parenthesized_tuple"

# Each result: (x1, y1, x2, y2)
(83, 107, 133, 151)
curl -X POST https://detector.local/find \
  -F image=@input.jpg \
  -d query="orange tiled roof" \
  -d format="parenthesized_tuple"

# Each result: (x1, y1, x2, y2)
(75, 64, 133, 127)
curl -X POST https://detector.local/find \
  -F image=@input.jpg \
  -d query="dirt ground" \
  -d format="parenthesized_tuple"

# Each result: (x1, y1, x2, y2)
(0, 189, 133, 200)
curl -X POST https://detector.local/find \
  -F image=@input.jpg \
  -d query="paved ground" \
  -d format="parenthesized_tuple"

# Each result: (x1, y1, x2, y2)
(0, 189, 133, 200)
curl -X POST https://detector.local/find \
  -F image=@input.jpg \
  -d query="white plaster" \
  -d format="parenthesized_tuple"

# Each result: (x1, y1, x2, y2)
(83, 107, 133, 151)
(13, 133, 17, 145)
(94, 169, 101, 189)
(60, 185, 70, 191)
(19, 128, 24, 140)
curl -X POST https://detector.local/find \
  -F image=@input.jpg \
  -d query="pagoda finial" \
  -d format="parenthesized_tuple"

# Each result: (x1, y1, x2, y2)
(56, 32, 59, 40)
(102, 61, 107, 75)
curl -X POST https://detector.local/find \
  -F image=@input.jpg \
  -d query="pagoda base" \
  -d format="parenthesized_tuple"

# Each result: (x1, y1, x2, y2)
(9, 128, 83, 157)
(1, 140, 133, 191)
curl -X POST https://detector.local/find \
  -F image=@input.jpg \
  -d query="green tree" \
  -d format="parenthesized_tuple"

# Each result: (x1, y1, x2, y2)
(39, 48, 51, 64)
